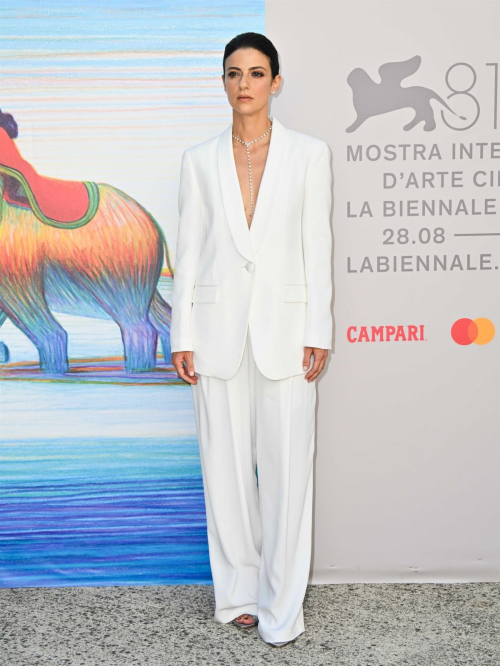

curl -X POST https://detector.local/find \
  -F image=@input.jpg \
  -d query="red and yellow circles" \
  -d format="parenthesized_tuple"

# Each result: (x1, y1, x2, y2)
(451, 318, 495, 346)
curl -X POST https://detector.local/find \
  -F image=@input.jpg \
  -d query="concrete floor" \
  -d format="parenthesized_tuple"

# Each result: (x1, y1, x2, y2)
(1, 582, 499, 666)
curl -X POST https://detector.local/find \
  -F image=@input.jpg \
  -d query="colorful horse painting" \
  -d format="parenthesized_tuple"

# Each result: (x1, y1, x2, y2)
(0, 119, 173, 374)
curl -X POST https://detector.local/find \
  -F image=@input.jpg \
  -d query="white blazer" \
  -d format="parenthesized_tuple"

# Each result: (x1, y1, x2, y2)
(170, 115, 333, 381)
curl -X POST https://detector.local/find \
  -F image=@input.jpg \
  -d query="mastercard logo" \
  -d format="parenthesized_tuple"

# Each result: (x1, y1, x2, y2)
(451, 318, 495, 346)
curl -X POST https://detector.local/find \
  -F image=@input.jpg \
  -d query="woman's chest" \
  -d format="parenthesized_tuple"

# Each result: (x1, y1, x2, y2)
(195, 145, 309, 225)
(233, 140, 271, 230)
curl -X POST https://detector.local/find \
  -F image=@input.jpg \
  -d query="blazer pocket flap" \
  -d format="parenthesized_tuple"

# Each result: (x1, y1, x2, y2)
(192, 284, 219, 303)
(282, 284, 308, 302)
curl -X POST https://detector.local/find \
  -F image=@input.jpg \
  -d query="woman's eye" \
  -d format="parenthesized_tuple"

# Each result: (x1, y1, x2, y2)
(227, 71, 264, 77)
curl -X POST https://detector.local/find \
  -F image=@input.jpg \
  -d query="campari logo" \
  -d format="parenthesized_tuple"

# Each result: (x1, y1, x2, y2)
(347, 320, 496, 344)
(347, 325, 425, 343)
(451, 318, 495, 345)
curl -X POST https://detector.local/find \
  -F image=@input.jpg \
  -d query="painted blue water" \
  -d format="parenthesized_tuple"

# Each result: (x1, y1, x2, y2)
(0, 432, 212, 587)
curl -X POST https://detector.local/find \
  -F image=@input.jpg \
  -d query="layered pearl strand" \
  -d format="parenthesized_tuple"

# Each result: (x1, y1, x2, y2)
(232, 116, 273, 219)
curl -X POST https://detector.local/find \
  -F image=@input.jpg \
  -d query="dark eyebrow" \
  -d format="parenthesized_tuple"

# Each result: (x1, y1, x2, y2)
(226, 66, 267, 72)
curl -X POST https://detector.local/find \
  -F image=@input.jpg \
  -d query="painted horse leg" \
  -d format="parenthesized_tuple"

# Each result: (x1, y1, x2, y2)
(117, 316, 158, 373)
(148, 289, 172, 366)
(0, 309, 10, 363)
(0, 287, 68, 374)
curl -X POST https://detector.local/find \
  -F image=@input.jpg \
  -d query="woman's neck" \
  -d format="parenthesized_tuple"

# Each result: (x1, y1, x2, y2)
(231, 111, 271, 143)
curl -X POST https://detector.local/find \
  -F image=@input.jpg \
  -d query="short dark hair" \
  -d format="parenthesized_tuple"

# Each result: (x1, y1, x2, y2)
(222, 32, 280, 81)
(0, 109, 18, 139)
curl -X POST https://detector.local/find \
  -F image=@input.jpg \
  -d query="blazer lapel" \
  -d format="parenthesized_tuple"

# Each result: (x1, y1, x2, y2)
(217, 115, 289, 262)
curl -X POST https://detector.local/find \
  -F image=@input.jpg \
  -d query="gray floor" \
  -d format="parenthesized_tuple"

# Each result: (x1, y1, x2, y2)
(1, 583, 499, 666)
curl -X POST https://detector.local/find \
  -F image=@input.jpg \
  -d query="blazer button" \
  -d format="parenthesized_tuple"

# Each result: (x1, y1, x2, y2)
(245, 262, 255, 273)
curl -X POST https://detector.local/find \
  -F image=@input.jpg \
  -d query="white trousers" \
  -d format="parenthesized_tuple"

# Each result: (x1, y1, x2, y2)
(190, 328, 316, 644)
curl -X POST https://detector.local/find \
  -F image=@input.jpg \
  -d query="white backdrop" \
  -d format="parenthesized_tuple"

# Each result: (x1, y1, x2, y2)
(267, 0, 500, 583)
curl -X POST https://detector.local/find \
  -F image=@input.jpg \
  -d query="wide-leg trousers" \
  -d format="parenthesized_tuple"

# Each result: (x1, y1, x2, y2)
(190, 328, 316, 644)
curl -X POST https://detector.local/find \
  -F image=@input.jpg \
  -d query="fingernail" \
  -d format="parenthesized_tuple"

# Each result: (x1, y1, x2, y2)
(189, 371, 194, 376)
(303, 365, 308, 370)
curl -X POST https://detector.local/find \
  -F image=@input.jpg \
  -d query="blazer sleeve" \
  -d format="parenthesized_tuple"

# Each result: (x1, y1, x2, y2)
(170, 149, 207, 353)
(302, 140, 333, 350)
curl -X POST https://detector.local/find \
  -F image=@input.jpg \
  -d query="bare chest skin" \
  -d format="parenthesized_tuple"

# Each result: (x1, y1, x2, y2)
(232, 137, 271, 229)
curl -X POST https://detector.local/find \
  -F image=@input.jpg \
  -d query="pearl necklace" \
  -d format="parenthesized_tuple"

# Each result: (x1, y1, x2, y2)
(232, 116, 273, 219)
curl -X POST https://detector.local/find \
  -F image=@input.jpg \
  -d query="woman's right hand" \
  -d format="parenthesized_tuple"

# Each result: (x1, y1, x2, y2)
(172, 351, 198, 385)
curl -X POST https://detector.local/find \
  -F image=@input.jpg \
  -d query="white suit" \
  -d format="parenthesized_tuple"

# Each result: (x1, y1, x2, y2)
(170, 115, 333, 645)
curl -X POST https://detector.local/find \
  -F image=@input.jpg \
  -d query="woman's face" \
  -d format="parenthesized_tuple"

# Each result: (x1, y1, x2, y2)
(222, 47, 280, 115)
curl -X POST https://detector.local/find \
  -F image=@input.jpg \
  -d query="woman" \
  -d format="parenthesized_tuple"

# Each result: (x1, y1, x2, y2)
(170, 32, 333, 648)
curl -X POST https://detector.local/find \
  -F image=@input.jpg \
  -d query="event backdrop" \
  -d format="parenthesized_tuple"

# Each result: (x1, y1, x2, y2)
(0, 0, 265, 587)
(1, 0, 499, 589)
(266, 0, 499, 582)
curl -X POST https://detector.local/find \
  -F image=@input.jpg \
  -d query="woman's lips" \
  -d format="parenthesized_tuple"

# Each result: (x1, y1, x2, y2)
(238, 96, 252, 100)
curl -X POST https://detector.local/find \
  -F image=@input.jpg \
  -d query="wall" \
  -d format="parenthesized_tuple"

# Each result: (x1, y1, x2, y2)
(266, 0, 500, 582)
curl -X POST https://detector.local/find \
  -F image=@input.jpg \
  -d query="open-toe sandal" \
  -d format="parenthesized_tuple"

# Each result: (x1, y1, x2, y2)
(232, 613, 258, 629)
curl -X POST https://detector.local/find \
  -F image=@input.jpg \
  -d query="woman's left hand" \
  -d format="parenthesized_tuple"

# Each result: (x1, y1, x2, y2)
(303, 347, 328, 382)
